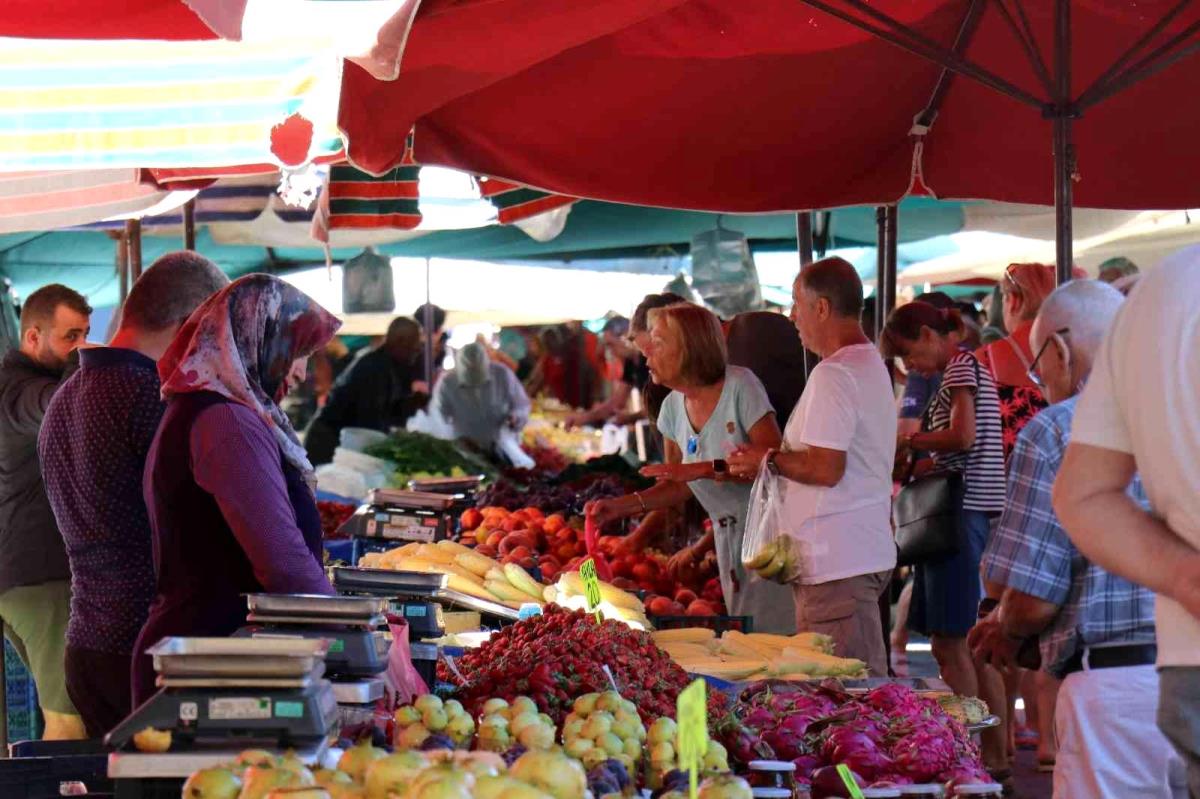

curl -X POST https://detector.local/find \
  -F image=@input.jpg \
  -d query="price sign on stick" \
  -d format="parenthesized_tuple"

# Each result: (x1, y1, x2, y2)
(836, 764, 866, 799)
(579, 559, 603, 623)
(676, 678, 708, 799)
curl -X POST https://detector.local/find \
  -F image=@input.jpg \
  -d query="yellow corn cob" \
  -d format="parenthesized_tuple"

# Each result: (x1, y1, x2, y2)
(436, 539, 475, 557)
(503, 563, 545, 600)
(718, 631, 771, 661)
(721, 630, 784, 660)
(414, 543, 458, 565)
(486, 579, 534, 605)
(688, 658, 769, 681)
(556, 572, 643, 614)
(651, 628, 716, 644)
(747, 632, 836, 655)
(454, 551, 497, 578)
(777, 647, 867, 677)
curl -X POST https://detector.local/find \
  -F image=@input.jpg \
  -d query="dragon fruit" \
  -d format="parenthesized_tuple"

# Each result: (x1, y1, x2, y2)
(891, 729, 959, 782)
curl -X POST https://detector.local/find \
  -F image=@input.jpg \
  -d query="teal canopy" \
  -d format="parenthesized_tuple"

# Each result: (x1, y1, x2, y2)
(0, 197, 968, 308)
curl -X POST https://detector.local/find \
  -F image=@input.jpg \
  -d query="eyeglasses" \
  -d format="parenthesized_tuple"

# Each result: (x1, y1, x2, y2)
(1027, 327, 1070, 387)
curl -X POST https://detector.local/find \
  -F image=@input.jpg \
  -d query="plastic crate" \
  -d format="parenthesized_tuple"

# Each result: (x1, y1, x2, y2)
(5, 637, 41, 742)
(0, 753, 111, 798)
(648, 614, 753, 634)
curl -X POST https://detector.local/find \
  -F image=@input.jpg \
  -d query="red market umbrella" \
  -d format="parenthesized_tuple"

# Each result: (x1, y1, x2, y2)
(1, 0, 245, 40)
(338, 0, 1200, 279)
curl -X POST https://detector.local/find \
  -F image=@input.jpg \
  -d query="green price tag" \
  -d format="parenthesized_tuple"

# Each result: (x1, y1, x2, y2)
(579, 559, 603, 622)
(676, 678, 708, 799)
(836, 764, 865, 799)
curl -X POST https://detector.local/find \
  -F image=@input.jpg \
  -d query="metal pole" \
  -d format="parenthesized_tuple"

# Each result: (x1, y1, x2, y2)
(423, 257, 435, 389)
(883, 204, 898, 323)
(125, 219, 143, 282)
(797, 212, 814, 378)
(796, 212, 814, 266)
(183, 198, 196, 250)
(874, 207, 888, 343)
(116, 231, 129, 307)
(1053, 0, 1075, 285)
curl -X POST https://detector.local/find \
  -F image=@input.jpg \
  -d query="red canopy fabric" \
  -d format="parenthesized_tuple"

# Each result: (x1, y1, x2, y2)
(339, 0, 1200, 212)
(1, 0, 243, 39)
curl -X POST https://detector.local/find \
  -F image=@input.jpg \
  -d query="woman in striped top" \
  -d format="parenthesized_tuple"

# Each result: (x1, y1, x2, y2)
(883, 303, 1006, 742)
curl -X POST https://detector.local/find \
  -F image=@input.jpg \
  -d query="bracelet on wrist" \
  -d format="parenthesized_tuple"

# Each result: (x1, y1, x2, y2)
(634, 492, 647, 513)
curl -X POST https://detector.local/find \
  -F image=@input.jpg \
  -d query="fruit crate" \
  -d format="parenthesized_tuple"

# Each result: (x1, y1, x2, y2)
(5, 636, 41, 742)
(648, 615, 753, 634)
(0, 753, 111, 798)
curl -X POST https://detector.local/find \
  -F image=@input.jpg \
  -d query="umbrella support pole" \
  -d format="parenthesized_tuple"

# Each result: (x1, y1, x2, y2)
(423, 257, 435, 389)
(183, 198, 196, 251)
(874, 206, 898, 344)
(797, 212, 814, 378)
(125, 219, 143, 283)
(1052, 0, 1074, 285)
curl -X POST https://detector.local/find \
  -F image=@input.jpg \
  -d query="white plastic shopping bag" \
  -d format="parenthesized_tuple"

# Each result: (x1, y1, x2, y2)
(740, 457, 801, 584)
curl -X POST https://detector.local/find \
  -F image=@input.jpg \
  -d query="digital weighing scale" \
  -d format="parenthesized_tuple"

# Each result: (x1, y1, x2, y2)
(331, 566, 520, 690)
(338, 488, 458, 547)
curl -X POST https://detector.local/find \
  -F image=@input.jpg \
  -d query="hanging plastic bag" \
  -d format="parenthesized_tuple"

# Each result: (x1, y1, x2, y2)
(406, 407, 456, 440)
(740, 458, 801, 584)
(384, 619, 429, 709)
(496, 427, 536, 469)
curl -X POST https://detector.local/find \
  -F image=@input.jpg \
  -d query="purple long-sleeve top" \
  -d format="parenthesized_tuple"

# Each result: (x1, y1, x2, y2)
(132, 391, 331, 703)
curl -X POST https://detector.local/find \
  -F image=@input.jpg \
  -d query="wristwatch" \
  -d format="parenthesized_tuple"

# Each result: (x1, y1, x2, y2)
(712, 458, 728, 476)
(765, 449, 780, 476)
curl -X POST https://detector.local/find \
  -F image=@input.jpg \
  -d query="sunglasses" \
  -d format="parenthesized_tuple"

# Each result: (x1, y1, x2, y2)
(1027, 327, 1070, 387)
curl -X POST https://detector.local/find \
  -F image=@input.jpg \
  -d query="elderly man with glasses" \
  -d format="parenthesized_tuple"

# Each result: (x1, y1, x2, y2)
(970, 279, 1185, 798)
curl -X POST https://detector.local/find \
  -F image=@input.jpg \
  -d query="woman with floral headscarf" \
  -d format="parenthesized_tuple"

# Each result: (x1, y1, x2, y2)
(131, 275, 342, 703)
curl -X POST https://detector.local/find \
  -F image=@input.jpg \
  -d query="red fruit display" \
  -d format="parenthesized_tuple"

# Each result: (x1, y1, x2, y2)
(439, 605, 727, 726)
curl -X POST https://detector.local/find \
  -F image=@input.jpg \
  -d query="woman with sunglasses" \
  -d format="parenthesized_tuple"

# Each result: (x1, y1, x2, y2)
(882, 301, 1009, 778)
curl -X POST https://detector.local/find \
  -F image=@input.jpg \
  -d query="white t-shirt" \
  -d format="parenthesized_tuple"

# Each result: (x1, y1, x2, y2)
(781, 343, 898, 584)
(1071, 250, 1200, 667)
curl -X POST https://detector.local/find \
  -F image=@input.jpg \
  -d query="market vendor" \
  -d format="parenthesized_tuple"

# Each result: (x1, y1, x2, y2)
(586, 303, 796, 634)
(433, 341, 531, 459)
(304, 316, 426, 466)
(132, 275, 340, 705)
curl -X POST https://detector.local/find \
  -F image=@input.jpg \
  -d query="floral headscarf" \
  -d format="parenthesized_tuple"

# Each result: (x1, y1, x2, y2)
(158, 274, 342, 484)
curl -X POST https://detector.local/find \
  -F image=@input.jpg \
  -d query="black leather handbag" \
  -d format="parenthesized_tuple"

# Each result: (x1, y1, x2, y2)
(893, 358, 979, 567)
(894, 468, 965, 566)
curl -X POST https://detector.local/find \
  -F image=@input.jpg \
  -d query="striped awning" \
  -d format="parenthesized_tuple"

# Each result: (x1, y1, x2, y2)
(0, 35, 345, 171)
(0, 170, 194, 234)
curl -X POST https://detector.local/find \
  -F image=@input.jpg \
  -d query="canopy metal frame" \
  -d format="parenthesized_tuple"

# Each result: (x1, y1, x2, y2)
(798, 0, 1200, 285)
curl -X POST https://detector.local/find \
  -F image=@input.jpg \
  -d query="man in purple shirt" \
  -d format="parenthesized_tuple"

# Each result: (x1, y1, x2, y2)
(39, 252, 228, 737)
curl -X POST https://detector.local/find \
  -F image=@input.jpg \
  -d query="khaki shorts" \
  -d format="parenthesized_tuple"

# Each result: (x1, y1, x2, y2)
(793, 570, 891, 677)
(0, 580, 77, 715)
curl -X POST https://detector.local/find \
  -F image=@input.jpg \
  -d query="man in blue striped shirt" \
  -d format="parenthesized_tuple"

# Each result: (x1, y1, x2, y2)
(971, 280, 1184, 798)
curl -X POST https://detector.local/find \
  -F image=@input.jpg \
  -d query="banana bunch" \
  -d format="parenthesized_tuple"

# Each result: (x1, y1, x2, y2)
(742, 536, 801, 584)
(359, 541, 544, 610)
(545, 572, 651, 629)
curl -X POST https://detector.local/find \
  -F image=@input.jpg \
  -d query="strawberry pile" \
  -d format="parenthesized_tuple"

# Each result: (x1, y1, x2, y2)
(440, 605, 726, 727)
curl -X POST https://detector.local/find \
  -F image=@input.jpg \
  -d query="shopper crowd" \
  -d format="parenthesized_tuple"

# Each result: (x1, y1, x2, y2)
(2, 244, 1198, 799)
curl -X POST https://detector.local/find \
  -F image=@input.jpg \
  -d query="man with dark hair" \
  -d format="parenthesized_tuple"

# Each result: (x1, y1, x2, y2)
(0, 283, 91, 739)
(38, 252, 227, 738)
(728, 257, 897, 675)
(305, 316, 426, 465)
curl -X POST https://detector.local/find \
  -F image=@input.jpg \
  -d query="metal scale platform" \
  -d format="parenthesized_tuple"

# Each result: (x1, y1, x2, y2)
(105, 637, 338, 754)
